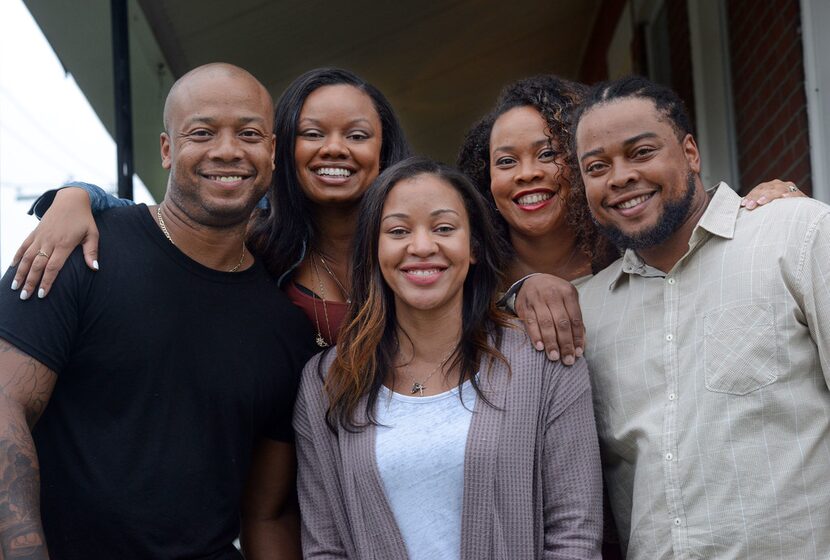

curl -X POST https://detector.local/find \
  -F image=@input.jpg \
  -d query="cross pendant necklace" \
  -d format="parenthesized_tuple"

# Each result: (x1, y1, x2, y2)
(403, 351, 454, 397)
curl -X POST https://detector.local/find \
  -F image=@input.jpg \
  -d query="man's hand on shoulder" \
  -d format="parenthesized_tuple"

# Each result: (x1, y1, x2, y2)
(513, 274, 585, 365)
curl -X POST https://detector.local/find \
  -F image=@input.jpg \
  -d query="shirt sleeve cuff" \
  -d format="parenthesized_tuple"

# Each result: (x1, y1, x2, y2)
(496, 272, 543, 314)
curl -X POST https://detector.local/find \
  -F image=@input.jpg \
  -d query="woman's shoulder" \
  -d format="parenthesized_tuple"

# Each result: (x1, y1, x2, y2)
(494, 319, 532, 351)
(492, 323, 591, 404)
(302, 346, 337, 375)
(295, 347, 339, 428)
(299, 347, 339, 397)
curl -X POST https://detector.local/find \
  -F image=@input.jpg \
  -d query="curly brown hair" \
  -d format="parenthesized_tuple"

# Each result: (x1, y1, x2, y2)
(457, 75, 618, 273)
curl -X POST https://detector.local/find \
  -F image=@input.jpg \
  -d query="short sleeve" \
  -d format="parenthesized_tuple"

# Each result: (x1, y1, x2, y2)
(0, 249, 89, 372)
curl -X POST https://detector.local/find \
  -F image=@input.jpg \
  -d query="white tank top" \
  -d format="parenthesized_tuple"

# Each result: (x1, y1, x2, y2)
(375, 379, 477, 560)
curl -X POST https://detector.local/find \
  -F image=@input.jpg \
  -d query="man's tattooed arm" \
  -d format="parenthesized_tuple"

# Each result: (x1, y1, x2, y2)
(0, 339, 57, 560)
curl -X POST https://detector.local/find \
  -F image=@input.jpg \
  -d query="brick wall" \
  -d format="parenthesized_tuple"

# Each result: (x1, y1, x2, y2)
(727, 0, 812, 195)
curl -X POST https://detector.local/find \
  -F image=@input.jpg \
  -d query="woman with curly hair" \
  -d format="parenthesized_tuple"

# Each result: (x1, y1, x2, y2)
(458, 76, 618, 280)
(294, 157, 603, 559)
(457, 75, 616, 367)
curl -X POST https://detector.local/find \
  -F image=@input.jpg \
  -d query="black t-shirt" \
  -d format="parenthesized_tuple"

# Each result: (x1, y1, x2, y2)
(0, 205, 317, 559)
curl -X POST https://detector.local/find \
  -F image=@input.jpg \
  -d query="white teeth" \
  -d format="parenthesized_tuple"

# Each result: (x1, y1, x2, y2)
(516, 192, 553, 206)
(617, 194, 651, 209)
(406, 269, 440, 276)
(316, 167, 353, 177)
(210, 175, 243, 182)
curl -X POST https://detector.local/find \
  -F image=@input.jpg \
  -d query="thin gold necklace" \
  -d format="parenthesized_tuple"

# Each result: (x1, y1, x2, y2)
(401, 351, 454, 396)
(310, 256, 332, 348)
(156, 205, 246, 272)
(315, 251, 351, 304)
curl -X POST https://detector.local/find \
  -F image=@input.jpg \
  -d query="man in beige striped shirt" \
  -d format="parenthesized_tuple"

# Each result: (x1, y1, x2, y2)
(575, 76, 830, 559)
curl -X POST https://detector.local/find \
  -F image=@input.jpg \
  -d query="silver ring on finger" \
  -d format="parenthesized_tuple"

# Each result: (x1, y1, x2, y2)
(36, 249, 50, 259)
(788, 183, 798, 192)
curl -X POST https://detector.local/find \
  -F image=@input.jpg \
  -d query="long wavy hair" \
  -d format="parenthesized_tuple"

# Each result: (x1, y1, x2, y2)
(457, 75, 618, 273)
(325, 157, 512, 430)
(247, 67, 411, 282)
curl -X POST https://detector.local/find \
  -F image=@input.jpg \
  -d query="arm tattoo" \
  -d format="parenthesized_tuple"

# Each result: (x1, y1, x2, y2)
(0, 340, 55, 559)
(0, 420, 48, 559)
(0, 342, 52, 427)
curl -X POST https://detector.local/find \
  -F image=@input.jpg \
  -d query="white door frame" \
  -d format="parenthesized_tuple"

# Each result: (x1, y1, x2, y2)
(800, 0, 830, 203)
(687, 0, 741, 191)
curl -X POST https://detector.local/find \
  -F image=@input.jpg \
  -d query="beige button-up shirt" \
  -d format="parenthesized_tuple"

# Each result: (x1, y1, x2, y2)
(580, 183, 830, 559)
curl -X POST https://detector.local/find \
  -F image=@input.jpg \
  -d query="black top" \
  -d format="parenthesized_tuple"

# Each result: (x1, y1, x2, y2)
(0, 205, 317, 559)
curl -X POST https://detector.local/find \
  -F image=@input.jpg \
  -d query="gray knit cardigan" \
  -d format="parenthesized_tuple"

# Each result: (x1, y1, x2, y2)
(293, 325, 603, 559)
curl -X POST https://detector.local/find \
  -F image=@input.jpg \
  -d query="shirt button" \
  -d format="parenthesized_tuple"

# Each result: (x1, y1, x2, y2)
(666, 334, 674, 341)
(667, 278, 676, 285)
(666, 453, 673, 461)
(668, 393, 676, 401)
(674, 518, 682, 526)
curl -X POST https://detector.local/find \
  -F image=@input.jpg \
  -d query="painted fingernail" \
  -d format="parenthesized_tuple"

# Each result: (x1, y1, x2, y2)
(38, 288, 46, 299)
(92, 260, 99, 271)
(758, 196, 768, 204)
(576, 347, 584, 358)
(563, 355, 575, 366)
(740, 198, 747, 207)
(535, 341, 544, 351)
(19, 290, 29, 300)
(11, 280, 18, 290)
(548, 350, 560, 361)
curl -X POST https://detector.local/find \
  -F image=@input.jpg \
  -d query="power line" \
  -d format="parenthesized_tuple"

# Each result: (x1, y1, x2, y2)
(0, 119, 112, 180)
(0, 85, 115, 179)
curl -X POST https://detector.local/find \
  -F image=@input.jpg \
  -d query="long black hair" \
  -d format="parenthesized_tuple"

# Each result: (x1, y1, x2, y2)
(248, 67, 411, 282)
(326, 157, 511, 430)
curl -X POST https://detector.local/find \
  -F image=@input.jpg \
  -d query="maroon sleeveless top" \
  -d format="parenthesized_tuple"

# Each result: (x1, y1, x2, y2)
(284, 281, 348, 347)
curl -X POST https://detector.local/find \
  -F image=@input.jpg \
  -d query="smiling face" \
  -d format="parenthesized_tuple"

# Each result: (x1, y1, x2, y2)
(294, 84, 383, 207)
(576, 97, 705, 252)
(378, 173, 474, 320)
(161, 66, 275, 227)
(488, 106, 572, 240)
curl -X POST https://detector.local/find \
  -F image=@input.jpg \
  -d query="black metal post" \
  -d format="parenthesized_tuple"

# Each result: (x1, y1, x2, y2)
(111, 0, 134, 200)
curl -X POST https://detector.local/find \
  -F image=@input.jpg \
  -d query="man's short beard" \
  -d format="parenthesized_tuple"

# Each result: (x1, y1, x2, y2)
(595, 171, 697, 251)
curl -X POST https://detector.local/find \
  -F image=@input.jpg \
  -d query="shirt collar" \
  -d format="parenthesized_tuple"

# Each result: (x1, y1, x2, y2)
(607, 182, 741, 290)
(694, 182, 741, 240)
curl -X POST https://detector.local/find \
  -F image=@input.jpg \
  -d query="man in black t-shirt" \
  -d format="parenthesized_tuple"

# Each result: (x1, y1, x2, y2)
(0, 64, 316, 559)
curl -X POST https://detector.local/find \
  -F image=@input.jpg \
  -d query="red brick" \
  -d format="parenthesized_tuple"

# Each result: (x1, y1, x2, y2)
(728, 0, 811, 190)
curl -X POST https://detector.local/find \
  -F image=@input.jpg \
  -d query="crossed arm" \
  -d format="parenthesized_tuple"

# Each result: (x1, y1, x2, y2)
(0, 339, 56, 560)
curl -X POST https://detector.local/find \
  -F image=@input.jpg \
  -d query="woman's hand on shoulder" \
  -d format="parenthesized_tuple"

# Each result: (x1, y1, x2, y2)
(11, 187, 100, 300)
(741, 179, 806, 210)
(514, 273, 584, 365)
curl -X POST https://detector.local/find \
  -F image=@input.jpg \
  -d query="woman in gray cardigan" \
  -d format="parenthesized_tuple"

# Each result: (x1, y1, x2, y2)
(293, 157, 602, 559)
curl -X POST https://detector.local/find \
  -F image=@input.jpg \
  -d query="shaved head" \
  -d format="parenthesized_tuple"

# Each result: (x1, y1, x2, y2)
(159, 62, 276, 229)
(163, 63, 274, 133)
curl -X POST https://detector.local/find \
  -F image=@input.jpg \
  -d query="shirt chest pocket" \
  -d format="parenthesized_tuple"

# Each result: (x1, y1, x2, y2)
(703, 303, 779, 395)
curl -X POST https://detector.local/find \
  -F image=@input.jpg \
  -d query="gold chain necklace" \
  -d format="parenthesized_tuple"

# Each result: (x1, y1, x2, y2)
(315, 251, 351, 304)
(310, 256, 332, 348)
(156, 205, 246, 272)
(401, 351, 454, 396)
